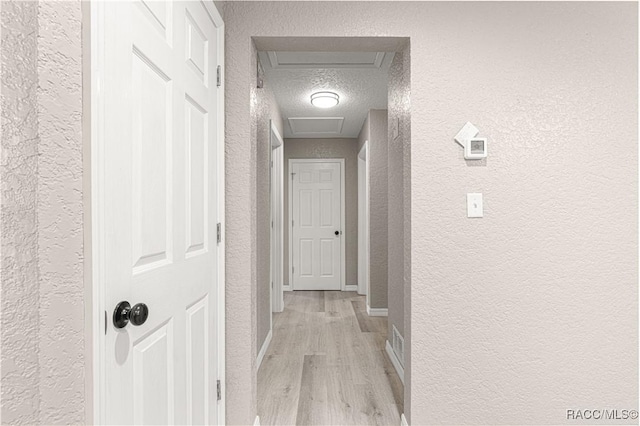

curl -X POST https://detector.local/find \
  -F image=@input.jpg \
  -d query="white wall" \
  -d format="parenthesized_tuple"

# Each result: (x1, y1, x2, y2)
(1, 2, 40, 422)
(223, 2, 638, 425)
(1, 0, 85, 423)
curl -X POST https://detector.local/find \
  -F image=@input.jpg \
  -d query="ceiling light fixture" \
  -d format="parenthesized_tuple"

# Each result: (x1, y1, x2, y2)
(311, 91, 339, 108)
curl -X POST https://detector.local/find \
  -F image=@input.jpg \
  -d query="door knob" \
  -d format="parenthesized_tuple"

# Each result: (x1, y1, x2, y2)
(335, 230, 340, 236)
(113, 301, 149, 329)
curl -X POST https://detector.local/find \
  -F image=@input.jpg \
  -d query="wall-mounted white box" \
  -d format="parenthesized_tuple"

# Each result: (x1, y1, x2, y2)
(465, 137, 487, 160)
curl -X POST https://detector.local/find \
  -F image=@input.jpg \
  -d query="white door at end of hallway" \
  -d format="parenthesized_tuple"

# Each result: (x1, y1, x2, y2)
(291, 160, 343, 291)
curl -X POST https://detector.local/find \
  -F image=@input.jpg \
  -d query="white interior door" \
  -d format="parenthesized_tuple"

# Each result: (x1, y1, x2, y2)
(96, 1, 223, 424)
(291, 160, 343, 291)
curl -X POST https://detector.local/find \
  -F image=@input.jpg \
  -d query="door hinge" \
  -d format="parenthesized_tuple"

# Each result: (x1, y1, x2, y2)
(217, 222, 222, 244)
(292, 265, 295, 274)
(292, 220, 294, 227)
(216, 65, 222, 87)
(217, 380, 222, 401)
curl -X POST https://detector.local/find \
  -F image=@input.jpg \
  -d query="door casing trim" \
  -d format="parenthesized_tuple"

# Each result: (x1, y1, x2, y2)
(358, 140, 370, 305)
(270, 121, 284, 315)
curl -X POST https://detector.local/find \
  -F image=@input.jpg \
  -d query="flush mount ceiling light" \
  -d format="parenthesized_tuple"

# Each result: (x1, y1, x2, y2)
(311, 91, 339, 108)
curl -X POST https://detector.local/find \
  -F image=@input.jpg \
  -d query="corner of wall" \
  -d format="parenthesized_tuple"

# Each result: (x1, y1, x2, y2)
(36, 1, 85, 423)
(1, 1, 85, 423)
(0, 1, 41, 422)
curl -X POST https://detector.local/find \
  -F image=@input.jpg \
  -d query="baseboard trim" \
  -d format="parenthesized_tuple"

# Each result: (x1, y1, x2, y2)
(366, 304, 388, 317)
(256, 329, 272, 370)
(385, 340, 405, 385)
(254, 415, 260, 426)
(283, 284, 292, 292)
(401, 413, 408, 426)
(345, 284, 358, 291)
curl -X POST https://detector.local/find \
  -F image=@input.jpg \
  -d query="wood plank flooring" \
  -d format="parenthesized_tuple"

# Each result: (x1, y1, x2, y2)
(258, 291, 403, 426)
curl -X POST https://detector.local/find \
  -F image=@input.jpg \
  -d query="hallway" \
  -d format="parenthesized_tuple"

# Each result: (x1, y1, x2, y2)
(258, 291, 403, 425)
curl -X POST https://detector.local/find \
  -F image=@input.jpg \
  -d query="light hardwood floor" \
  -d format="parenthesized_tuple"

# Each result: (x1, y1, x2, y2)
(258, 291, 403, 426)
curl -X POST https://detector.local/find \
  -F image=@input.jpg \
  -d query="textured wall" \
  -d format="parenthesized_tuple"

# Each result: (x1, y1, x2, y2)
(1, 1, 84, 424)
(36, 1, 84, 423)
(415, 3, 638, 424)
(357, 110, 388, 309)
(1, 2, 40, 423)
(255, 51, 284, 357)
(387, 45, 411, 421)
(400, 43, 411, 425)
(224, 23, 257, 422)
(283, 138, 359, 289)
(387, 52, 405, 338)
(224, 2, 638, 424)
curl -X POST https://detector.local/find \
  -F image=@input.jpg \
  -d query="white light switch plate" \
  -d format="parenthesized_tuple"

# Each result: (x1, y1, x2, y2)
(467, 193, 483, 218)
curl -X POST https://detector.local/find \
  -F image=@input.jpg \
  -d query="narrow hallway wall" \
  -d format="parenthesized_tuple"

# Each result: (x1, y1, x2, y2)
(253, 49, 284, 359)
(357, 110, 388, 310)
(388, 55, 405, 338)
(387, 45, 411, 418)
(388, 46, 411, 385)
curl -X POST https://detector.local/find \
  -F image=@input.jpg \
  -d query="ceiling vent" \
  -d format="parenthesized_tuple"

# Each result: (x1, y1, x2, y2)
(265, 51, 394, 69)
(288, 117, 344, 136)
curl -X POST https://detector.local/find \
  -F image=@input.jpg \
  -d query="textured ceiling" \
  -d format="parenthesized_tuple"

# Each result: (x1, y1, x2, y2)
(260, 51, 391, 138)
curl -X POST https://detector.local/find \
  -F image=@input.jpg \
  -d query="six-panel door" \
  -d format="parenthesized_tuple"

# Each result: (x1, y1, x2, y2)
(291, 161, 342, 291)
(103, 1, 220, 424)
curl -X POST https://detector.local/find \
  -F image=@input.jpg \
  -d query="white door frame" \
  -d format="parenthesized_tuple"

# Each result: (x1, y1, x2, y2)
(270, 121, 284, 314)
(288, 158, 346, 291)
(89, 2, 225, 424)
(358, 141, 370, 301)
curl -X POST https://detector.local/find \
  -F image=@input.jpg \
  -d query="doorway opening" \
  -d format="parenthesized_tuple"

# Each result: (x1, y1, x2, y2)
(253, 37, 410, 426)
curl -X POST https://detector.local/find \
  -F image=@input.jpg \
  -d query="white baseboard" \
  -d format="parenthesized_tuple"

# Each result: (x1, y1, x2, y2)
(283, 284, 291, 291)
(254, 415, 260, 426)
(256, 329, 272, 370)
(345, 284, 358, 291)
(366, 304, 388, 317)
(385, 340, 405, 384)
(401, 413, 408, 426)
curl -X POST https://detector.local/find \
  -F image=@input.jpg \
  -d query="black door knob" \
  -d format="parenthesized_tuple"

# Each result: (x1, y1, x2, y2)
(335, 230, 340, 235)
(113, 301, 149, 329)
(130, 303, 149, 326)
